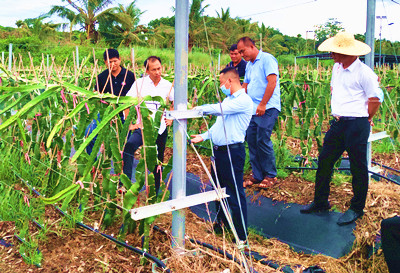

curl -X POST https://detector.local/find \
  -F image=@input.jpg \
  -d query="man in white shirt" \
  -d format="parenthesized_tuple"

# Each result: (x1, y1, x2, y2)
(122, 56, 174, 193)
(300, 32, 383, 226)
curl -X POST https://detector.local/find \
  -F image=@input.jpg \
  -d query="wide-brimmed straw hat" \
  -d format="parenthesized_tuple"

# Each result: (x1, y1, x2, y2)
(318, 31, 371, 56)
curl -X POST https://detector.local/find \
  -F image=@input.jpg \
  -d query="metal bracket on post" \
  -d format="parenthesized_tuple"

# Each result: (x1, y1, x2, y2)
(166, 109, 203, 120)
(368, 131, 389, 143)
(130, 188, 228, 221)
(367, 131, 390, 175)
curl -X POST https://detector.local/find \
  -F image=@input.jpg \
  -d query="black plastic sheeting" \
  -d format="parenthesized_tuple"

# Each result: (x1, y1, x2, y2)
(180, 173, 356, 259)
(0, 239, 12, 247)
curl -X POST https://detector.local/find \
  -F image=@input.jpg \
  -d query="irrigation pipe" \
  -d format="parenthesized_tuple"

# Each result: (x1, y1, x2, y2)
(152, 225, 302, 273)
(152, 225, 258, 273)
(291, 156, 400, 175)
(13, 234, 41, 268)
(285, 166, 400, 185)
(23, 181, 171, 273)
(370, 160, 400, 174)
(0, 179, 42, 267)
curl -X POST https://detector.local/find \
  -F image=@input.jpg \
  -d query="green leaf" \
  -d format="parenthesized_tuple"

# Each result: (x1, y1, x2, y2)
(0, 93, 30, 115)
(197, 77, 215, 98)
(0, 83, 45, 94)
(0, 86, 60, 131)
(71, 103, 134, 162)
(41, 183, 80, 205)
(120, 173, 131, 189)
(46, 99, 91, 148)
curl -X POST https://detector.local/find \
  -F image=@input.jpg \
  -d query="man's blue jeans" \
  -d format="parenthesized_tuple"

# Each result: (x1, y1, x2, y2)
(85, 113, 125, 155)
(122, 128, 168, 194)
(246, 108, 279, 181)
(85, 113, 101, 155)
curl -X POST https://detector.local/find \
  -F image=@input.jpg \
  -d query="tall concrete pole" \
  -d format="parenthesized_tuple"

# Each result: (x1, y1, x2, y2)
(171, 0, 189, 249)
(365, 0, 376, 181)
(365, 0, 376, 68)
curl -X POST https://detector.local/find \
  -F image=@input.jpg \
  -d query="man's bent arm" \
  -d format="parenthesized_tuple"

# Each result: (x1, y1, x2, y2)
(256, 74, 276, 116)
(368, 97, 381, 121)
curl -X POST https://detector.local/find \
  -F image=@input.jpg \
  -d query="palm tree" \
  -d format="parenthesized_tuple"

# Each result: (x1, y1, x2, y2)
(262, 34, 289, 56)
(16, 15, 61, 40)
(216, 7, 231, 22)
(47, 6, 83, 41)
(188, 0, 210, 51)
(54, 0, 115, 42)
(99, 1, 145, 47)
(148, 23, 175, 48)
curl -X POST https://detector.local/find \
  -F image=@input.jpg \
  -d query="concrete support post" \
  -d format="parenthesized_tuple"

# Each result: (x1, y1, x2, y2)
(171, 0, 189, 249)
(365, 0, 376, 180)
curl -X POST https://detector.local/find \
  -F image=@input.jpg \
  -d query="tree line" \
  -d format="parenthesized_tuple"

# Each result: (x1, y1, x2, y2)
(1, 0, 399, 58)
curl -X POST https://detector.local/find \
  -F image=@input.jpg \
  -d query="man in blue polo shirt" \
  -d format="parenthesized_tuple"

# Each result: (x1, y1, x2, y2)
(237, 37, 281, 189)
(191, 67, 253, 242)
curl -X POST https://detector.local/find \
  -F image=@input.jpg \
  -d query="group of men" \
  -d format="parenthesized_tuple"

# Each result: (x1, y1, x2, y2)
(92, 32, 388, 253)
(91, 49, 173, 195)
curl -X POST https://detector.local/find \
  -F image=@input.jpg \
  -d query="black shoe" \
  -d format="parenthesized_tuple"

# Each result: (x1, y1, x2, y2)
(300, 202, 331, 214)
(337, 209, 363, 226)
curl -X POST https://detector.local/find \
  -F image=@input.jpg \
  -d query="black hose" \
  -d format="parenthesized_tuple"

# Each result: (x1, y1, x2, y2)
(153, 225, 298, 273)
(14, 234, 41, 267)
(246, 250, 295, 273)
(28, 183, 171, 273)
(371, 160, 400, 174)
(285, 166, 400, 185)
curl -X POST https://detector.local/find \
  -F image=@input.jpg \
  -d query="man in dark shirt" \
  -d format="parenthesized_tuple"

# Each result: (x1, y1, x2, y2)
(85, 49, 135, 154)
(95, 48, 135, 96)
(226, 44, 247, 78)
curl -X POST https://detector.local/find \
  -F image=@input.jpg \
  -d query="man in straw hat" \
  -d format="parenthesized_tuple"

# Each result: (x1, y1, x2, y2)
(300, 31, 383, 226)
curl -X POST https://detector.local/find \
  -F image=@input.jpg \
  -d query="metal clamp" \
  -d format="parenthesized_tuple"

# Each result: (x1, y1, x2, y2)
(165, 109, 203, 120)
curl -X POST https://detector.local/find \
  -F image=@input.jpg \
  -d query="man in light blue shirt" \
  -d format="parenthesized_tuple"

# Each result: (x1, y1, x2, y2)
(237, 36, 281, 188)
(191, 67, 253, 242)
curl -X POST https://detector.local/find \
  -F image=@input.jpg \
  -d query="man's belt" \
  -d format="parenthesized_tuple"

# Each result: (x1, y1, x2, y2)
(333, 116, 366, 121)
(213, 143, 243, 151)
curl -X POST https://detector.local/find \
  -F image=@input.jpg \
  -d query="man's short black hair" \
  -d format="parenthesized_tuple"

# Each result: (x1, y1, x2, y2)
(237, 37, 255, 46)
(220, 66, 239, 79)
(229, 44, 238, 51)
(144, 56, 162, 68)
(103, 48, 119, 61)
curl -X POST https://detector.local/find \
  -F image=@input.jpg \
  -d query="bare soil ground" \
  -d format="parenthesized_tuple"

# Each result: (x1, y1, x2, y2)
(1, 141, 399, 272)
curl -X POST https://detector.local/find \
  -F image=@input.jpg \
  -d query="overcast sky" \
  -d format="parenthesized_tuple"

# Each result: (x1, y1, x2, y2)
(1, 0, 399, 42)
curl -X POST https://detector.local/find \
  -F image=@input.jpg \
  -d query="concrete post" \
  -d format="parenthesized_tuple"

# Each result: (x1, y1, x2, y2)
(171, 0, 189, 249)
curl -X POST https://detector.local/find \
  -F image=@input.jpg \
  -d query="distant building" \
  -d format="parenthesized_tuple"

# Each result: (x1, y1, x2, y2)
(296, 53, 400, 68)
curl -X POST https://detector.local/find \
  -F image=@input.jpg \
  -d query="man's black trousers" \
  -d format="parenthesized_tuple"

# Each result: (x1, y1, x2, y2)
(314, 117, 370, 213)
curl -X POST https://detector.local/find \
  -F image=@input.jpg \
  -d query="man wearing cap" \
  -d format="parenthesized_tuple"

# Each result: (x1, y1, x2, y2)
(237, 36, 281, 189)
(190, 67, 253, 242)
(300, 32, 383, 226)
(226, 44, 247, 78)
